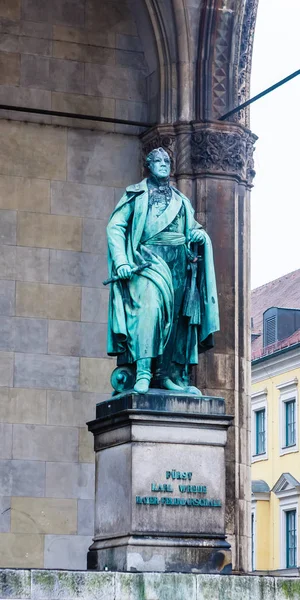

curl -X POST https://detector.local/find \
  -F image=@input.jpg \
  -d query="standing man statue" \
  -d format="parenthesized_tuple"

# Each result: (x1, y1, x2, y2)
(106, 148, 219, 395)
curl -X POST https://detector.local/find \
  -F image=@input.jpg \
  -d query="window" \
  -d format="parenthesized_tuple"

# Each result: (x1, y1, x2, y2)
(251, 390, 268, 462)
(273, 473, 299, 569)
(286, 400, 296, 447)
(277, 379, 298, 456)
(286, 509, 297, 568)
(256, 409, 266, 455)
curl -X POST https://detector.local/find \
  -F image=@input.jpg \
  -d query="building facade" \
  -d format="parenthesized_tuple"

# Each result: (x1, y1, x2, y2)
(251, 270, 300, 572)
(0, 0, 259, 571)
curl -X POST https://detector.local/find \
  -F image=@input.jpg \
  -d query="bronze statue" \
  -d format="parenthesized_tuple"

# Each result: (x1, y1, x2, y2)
(106, 148, 219, 395)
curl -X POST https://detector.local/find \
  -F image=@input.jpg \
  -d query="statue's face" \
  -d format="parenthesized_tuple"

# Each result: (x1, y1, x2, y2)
(149, 152, 171, 179)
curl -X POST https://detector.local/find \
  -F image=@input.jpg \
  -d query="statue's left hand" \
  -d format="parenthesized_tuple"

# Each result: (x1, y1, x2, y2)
(189, 229, 205, 244)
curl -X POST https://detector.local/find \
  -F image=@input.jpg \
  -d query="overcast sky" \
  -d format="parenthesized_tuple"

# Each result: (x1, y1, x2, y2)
(250, 0, 300, 289)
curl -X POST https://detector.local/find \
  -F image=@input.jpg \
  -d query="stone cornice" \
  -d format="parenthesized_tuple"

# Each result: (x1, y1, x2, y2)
(252, 345, 300, 384)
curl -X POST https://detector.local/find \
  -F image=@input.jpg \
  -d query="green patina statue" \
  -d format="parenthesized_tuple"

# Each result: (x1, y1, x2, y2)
(106, 148, 219, 395)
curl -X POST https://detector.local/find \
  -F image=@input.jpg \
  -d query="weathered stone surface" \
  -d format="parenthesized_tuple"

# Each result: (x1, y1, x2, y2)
(77, 499, 94, 535)
(78, 427, 94, 463)
(21, 20, 52, 39)
(85, 63, 146, 102)
(16, 248, 49, 283)
(46, 390, 101, 427)
(116, 49, 146, 71)
(11, 497, 77, 534)
(85, 0, 138, 35)
(52, 25, 115, 48)
(22, 0, 85, 26)
(53, 41, 115, 65)
(0, 0, 21, 20)
(32, 569, 114, 599)
(0, 176, 50, 213)
(0, 568, 30, 598)
(0, 52, 20, 85)
(0, 388, 47, 424)
(0, 34, 19, 53)
(80, 358, 113, 393)
(0, 317, 14, 351)
(0, 86, 51, 122)
(0, 496, 11, 532)
(0, 210, 16, 245)
(49, 250, 106, 287)
(0, 247, 16, 280)
(19, 36, 52, 56)
(14, 353, 80, 391)
(80, 323, 107, 358)
(1, 570, 298, 600)
(0, 352, 13, 387)
(0, 280, 15, 316)
(17, 212, 82, 251)
(115, 99, 147, 134)
(44, 535, 91, 570)
(0, 423, 12, 459)
(21, 55, 85, 94)
(82, 219, 107, 254)
(48, 321, 106, 357)
(46, 462, 94, 499)
(116, 34, 142, 52)
(51, 181, 115, 220)
(81, 288, 109, 324)
(48, 321, 81, 356)
(0, 317, 48, 353)
(14, 317, 48, 354)
(0, 533, 44, 568)
(16, 282, 81, 321)
(67, 130, 141, 187)
(115, 572, 197, 600)
(0, 459, 45, 497)
(12, 423, 78, 462)
(0, 121, 67, 180)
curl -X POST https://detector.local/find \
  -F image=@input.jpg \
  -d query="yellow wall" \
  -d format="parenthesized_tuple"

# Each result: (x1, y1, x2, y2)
(255, 500, 270, 569)
(252, 363, 300, 571)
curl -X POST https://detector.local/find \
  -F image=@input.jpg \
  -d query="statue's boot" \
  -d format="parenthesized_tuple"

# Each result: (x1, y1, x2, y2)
(134, 358, 152, 394)
(153, 356, 184, 392)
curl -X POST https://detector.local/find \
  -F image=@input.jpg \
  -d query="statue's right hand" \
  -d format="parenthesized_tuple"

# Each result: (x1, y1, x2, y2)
(117, 265, 132, 279)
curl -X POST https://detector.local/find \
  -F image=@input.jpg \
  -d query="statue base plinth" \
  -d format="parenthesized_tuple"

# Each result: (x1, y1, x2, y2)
(87, 390, 233, 574)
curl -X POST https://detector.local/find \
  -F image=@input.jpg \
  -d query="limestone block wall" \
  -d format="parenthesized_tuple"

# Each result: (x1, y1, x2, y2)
(0, 0, 154, 570)
(0, 118, 141, 569)
(0, 570, 299, 600)
(0, 0, 152, 129)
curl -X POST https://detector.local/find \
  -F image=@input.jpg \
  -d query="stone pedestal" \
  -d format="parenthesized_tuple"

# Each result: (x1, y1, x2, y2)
(87, 391, 233, 574)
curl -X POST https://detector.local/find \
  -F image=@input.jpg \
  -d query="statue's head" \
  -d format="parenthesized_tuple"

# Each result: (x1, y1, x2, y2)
(145, 147, 171, 180)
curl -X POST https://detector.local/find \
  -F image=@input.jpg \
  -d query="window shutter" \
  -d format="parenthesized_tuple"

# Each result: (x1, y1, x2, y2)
(265, 315, 276, 346)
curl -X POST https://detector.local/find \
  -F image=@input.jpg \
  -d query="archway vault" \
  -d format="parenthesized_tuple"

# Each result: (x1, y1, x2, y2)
(134, 0, 259, 126)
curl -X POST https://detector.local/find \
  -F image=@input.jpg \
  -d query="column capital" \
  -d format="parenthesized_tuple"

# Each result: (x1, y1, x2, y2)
(191, 121, 257, 186)
(141, 121, 257, 187)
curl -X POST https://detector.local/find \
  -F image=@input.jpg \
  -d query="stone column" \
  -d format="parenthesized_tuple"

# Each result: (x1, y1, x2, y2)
(141, 121, 256, 572)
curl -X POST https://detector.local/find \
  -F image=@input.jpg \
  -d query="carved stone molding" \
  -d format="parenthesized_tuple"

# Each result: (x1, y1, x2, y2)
(141, 121, 257, 186)
(191, 123, 257, 186)
(237, 0, 259, 127)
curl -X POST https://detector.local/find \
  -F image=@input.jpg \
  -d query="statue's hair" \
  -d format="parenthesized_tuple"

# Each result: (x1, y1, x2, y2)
(145, 147, 170, 172)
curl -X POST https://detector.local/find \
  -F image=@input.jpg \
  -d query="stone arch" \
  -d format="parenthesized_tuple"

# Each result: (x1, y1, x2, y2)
(196, 0, 259, 124)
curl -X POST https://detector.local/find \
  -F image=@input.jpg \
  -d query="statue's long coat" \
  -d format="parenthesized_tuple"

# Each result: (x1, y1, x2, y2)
(106, 178, 219, 365)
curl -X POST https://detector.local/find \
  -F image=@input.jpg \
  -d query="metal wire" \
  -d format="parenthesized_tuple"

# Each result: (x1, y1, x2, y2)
(219, 69, 300, 121)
